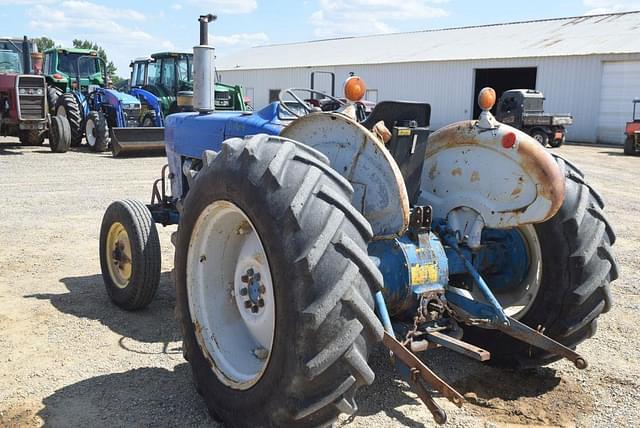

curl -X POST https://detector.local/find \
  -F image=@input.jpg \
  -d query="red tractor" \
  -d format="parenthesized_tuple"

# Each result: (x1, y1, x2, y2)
(624, 98, 640, 155)
(0, 37, 69, 151)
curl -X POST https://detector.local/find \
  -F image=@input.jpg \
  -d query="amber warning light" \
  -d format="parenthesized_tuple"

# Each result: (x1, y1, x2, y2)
(344, 75, 366, 102)
(478, 87, 496, 111)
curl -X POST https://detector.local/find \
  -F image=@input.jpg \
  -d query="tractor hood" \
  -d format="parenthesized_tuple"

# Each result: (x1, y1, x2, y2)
(103, 88, 140, 106)
(165, 102, 285, 159)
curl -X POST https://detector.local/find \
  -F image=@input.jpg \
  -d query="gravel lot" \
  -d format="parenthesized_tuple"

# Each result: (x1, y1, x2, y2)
(0, 138, 638, 427)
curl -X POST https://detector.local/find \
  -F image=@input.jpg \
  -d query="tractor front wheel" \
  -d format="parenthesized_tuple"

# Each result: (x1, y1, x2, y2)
(463, 155, 618, 368)
(85, 111, 110, 152)
(99, 199, 161, 310)
(48, 115, 71, 153)
(55, 93, 83, 147)
(175, 134, 383, 427)
(624, 136, 637, 155)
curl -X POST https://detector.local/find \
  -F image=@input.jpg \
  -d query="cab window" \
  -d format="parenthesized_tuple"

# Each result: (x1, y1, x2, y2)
(148, 61, 159, 86)
(160, 58, 175, 92)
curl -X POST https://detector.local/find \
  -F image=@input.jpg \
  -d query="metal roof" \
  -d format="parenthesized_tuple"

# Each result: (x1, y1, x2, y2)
(217, 11, 640, 71)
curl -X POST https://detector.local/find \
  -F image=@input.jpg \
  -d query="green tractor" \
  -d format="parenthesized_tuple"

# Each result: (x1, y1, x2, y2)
(129, 51, 247, 117)
(43, 47, 103, 146)
(44, 47, 104, 106)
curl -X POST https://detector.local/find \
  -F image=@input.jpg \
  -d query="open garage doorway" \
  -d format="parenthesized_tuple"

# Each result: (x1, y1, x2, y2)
(473, 67, 537, 117)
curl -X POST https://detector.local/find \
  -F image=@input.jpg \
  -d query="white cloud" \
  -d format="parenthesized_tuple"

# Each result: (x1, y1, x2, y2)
(310, 0, 449, 38)
(213, 32, 269, 46)
(583, 0, 640, 13)
(25, 1, 174, 76)
(188, 0, 257, 14)
(171, 3, 183, 10)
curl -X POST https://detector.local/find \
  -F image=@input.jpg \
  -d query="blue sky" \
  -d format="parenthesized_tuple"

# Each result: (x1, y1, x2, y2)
(1, 0, 639, 77)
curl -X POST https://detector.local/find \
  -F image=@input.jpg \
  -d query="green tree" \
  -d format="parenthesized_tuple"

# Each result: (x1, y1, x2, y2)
(71, 39, 117, 77)
(34, 36, 58, 52)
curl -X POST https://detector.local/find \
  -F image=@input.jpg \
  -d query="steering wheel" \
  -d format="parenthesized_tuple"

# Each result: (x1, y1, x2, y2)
(278, 88, 347, 118)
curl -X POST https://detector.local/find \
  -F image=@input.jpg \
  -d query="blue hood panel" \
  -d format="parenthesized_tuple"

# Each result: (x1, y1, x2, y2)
(166, 103, 285, 159)
(104, 88, 140, 105)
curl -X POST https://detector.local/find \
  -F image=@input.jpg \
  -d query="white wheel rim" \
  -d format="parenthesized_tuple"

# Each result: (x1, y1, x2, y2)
(533, 134, 544, 144)
(86, 119, 96, 147)
(187, 200, 275, 390)
(57, 105, 66, 118)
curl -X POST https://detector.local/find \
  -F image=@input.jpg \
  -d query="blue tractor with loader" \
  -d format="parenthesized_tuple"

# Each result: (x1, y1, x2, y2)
(99, 15, 618, 426)
(44, 48, 163, 154)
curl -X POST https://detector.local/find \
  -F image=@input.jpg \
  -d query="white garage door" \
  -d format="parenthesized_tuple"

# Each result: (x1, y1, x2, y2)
(598, 61, 640, 144)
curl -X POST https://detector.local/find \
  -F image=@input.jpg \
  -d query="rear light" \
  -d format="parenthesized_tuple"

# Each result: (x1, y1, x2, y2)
(502, 132, 516, 149)
(53, 73, 64, 80)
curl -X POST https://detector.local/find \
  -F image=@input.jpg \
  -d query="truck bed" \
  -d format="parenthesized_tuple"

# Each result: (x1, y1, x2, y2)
(523, 113, 573, 126)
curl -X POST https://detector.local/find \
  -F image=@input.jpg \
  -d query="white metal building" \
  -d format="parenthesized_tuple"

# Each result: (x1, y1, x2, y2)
(217, 11, 640, 144)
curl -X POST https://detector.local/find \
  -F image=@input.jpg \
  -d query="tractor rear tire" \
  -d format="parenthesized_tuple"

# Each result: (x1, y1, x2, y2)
(531, 129, 549, 147)
(175, 134, 383, 427)
(19, 129, 44, 146)
(47, 85, 63, 113)
(463, 154, 618, 369)
(624, 136, 637, 155)
(99, 199, 161, 310)
(55, 93, 83, 147)
(85, 111, 110, 152)
(48, 115, 71, 153)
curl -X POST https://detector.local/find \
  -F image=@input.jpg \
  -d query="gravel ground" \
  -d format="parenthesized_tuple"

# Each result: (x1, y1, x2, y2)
(0, 138, 638, 428)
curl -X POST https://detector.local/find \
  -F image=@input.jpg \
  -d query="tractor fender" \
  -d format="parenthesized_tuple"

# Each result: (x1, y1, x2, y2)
(281, 112, 410, 239)
(417, 120, 565, 229)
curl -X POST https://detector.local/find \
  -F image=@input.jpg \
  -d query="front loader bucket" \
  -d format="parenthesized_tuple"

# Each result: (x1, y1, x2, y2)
(110, 127, 165, 157)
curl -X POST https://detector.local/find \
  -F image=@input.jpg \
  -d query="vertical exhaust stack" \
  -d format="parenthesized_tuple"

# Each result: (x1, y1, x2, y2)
(193, 14, 217, 114)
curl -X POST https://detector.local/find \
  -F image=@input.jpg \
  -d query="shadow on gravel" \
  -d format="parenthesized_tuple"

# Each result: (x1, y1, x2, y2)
(598, 150, 626, 157)
(352, 345, 561, 427)
(0, 145, 24, 155)
(37, 364, 217, 427)
(25, 272, 181, 347)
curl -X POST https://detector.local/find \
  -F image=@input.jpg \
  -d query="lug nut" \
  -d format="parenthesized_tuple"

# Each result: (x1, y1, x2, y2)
(258, 285, 266, 294)
(244, 301, 253, 309)
(241, 275, 249, 283)
(239, 287, 248, 296)
(254, 273, 261, 281)
(251, 306, 259, 313)
(247, 268, 254, 276)
(258, 298, 265, 307)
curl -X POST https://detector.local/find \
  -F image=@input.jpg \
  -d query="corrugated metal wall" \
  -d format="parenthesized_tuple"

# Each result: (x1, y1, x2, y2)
(219, 53, 640, 144)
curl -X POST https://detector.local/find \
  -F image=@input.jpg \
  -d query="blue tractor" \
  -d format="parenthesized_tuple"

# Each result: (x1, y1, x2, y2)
(46, 50, 163, 153)
(99, 15, 618, 426)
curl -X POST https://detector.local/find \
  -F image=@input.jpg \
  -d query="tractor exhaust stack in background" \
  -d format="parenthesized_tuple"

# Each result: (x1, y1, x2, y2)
(194, 14, 217, 114)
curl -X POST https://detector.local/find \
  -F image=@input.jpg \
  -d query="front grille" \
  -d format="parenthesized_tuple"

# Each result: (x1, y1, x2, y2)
(214, 91, 232, 108)
(123, 107, 141, 127)
(17, 75, 45, 120)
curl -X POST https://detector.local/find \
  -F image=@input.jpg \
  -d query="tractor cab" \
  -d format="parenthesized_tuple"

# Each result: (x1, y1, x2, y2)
(0, 49, 23, 74)
(44, 48, 103, 93)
